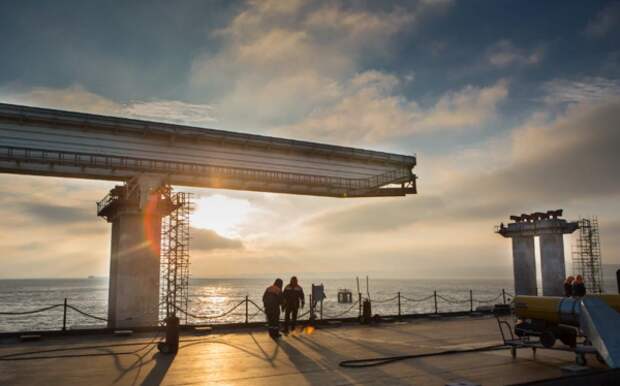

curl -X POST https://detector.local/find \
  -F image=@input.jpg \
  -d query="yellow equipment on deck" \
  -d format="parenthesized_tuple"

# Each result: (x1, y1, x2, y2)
(513, 294, 620, 326)
(504, 294, 620, 367)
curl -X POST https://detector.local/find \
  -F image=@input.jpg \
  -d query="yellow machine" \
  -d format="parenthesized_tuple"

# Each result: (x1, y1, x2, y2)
(512, 294, 620, 348)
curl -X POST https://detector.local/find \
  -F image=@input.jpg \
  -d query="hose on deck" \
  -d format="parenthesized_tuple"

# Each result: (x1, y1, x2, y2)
(339, 344, 508, 368)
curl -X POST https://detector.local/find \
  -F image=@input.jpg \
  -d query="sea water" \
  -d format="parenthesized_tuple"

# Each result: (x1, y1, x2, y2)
(0, 276, 617, 332)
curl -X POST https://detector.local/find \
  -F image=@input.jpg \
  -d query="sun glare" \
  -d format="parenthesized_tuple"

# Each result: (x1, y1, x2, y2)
(190, 194, 252, 238)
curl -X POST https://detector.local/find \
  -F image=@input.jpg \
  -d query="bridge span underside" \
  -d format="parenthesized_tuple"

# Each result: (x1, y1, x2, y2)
(0, 103, 416, 197)
(0, 103, 417, 328)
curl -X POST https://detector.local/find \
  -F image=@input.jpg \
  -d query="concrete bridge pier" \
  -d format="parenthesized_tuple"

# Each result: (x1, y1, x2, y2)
(98, 176, 172, 328)
(511, 236, 537, 296)
(497, 210, 578, 298)
(539, 233, 567, 296)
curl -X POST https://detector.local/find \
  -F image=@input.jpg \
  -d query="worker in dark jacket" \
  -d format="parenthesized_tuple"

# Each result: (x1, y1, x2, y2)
(572, 275, 586, 297)
(282, 276, 305, 334)
(263, 278, 283, 339)
(564, 276, 574, 297)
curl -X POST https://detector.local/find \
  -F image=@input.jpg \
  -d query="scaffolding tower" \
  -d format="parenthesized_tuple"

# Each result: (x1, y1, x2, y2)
(572, 217, 603, 294)
(160, 188, 192, 324)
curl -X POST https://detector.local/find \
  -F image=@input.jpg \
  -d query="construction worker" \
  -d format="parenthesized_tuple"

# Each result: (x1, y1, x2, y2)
(263, 278, 283, 339)
(564, 276, 575, 297)
(282, 276, 305, 334)
(572, 275, 586, 297)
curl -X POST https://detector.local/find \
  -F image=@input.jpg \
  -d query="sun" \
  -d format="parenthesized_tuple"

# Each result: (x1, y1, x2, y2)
(190, 194, 252, 238)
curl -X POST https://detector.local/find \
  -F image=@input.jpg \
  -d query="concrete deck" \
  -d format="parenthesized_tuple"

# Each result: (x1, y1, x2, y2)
(0, 316, 605, 386)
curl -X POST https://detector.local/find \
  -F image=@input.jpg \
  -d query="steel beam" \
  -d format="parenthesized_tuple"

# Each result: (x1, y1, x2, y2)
(0, 103, 417, 197)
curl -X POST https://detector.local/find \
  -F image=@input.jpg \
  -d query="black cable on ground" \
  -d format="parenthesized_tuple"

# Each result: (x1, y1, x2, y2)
(339, 344, 509, 368)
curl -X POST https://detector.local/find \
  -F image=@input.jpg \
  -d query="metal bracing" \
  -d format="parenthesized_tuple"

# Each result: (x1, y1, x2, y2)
(0, 103, 417, 197)
(572, 217, 603, 294)
(0, 145, 414, 197)
(160, 188, 192, 323)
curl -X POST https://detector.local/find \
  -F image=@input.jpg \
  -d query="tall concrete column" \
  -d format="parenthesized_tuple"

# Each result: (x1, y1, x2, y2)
(511, 236, 537, 296)
(539, 233, 566, 296)
(498, 212, 577, 298)
(98, 177, 172, 328)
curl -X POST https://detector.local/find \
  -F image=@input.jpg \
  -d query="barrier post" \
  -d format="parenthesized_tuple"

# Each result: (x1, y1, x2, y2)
(358, 293, 362, 318)
(469, 290, 473, 312)
(502, 288, 506, 304)
(433, 291, 438, 314)
(62, 298, 67, 331)
(245, 295, 249, 324)
(397, 292, 401, 318)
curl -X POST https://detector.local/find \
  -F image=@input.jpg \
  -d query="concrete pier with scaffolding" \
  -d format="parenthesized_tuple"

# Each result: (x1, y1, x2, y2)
(97, 177, 175, 328)
(497, 210, 578, 296)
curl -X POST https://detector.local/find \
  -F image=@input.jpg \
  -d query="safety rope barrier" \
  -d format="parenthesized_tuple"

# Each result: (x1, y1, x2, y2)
(65, 305, 108, 322)
(175, 300, 246, 320)
(436, 294, 471, 304)
(0, 304, 63, 315)
(246, 299, 265, 313)
(0, 288, 511, 331)
(370, 295, 399, 304)
(401, 294, 434, 303)
(321, 301, 360, 319)
(474, 293, 504, 304)
(248, 309, 264, 321)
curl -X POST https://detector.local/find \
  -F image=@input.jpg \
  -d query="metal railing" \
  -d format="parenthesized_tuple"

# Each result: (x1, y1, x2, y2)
(0, 289, 514, 333)
(0, 145, 414, 194)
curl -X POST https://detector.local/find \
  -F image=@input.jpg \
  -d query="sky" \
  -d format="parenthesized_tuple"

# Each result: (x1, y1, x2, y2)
(1, 0, 619, 279)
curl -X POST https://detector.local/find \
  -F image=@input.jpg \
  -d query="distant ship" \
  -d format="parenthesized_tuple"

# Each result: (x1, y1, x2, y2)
(88, 275, 96, 279)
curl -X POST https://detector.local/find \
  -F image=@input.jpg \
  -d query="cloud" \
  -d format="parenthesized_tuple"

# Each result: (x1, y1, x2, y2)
(189, 0, 453, 131)
(0, 175, 112, 278)
(585, 2, 620, 37)
(600, 220, 620, 257)
(297, 95, 620, 241)
(417, 96, 620, 229)
(191, 227, 244, 251)
(480, 98, 620, 201)
(190, 254, 301, 278)
(302, 3, 415, 53)
(18, 202, 93, 224)
(122, 100, 216, 126)
(1, 85, 121, 115)
(0, 0, 463, 146)
(486, 40, 543, 67)
(305, 196, 444, 234)
(278, 76, 508, 143)
(542, 77, 620, 105)
(415, 79, 509, 131)
(1, 85, 216, 126)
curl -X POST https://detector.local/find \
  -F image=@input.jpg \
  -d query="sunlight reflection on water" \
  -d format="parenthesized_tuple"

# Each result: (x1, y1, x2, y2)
(5, 275, 615, 332)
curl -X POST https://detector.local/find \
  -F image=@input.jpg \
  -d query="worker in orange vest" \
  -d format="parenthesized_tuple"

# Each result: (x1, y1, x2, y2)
(282, 276, 305, 334)
(263, 278, 284, 339)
